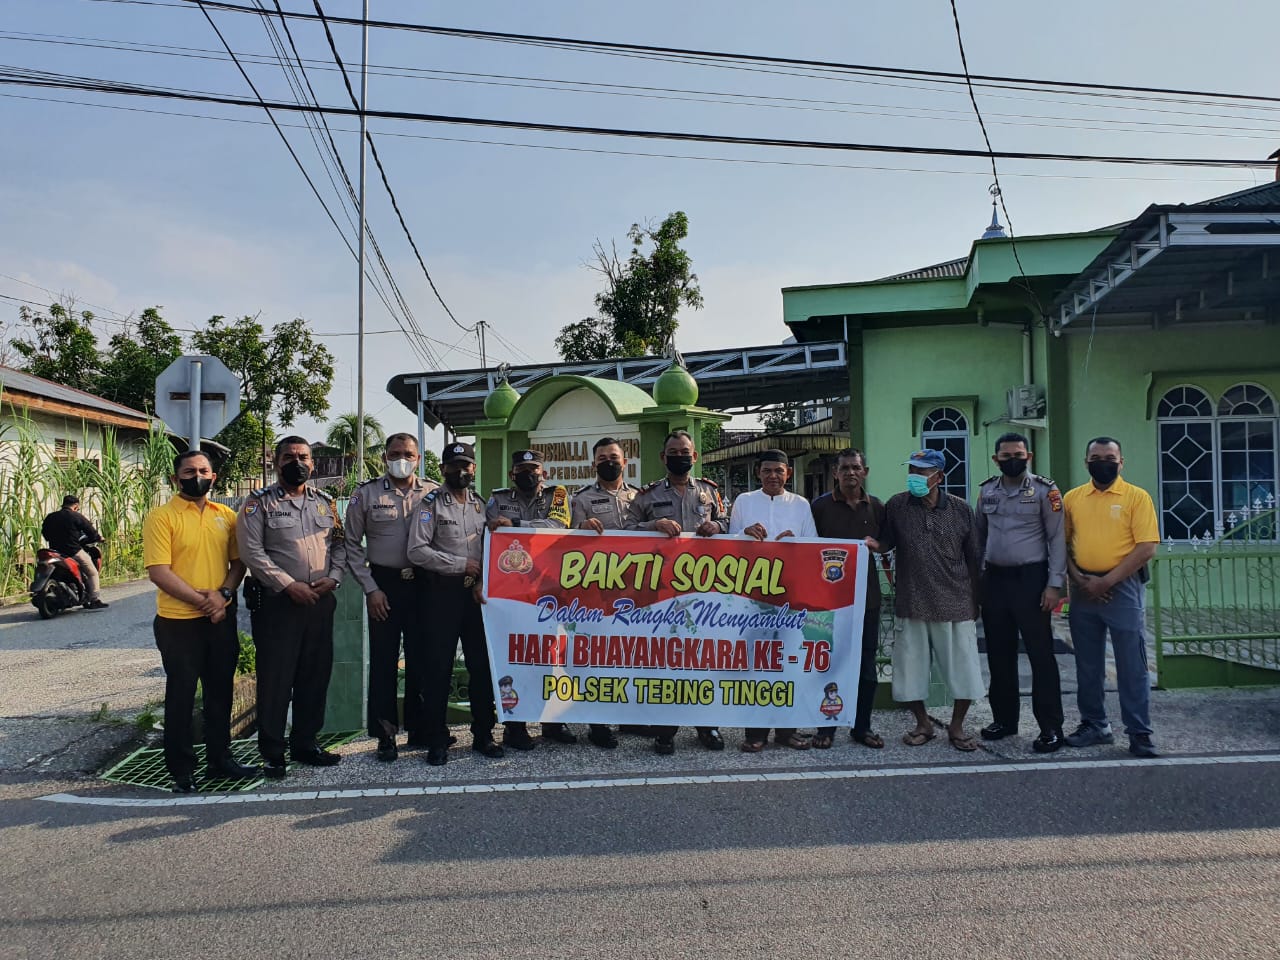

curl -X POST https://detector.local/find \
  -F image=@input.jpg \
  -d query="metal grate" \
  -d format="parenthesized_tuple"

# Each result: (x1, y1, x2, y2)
(101, 731, 361, 793)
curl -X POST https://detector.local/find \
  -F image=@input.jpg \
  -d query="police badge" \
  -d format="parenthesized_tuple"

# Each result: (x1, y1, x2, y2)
(821, 548, 849, 583)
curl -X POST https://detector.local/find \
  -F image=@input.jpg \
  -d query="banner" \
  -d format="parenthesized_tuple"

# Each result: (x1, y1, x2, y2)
(481, 529, 869, 728)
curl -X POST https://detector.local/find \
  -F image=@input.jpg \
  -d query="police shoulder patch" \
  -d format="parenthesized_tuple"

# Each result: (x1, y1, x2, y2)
(491, 487, 511, 496)
(980, 475, 1000, 486)
(642, 479, 664, 492)
(1032, 473, 1056, 487)
(424, 489, 439, 504)
(244, 499, 260, 516)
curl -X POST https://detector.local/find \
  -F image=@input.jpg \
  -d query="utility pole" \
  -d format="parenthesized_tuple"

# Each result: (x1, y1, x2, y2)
(355, 0, 370, 482)
(477, 319, 488, 369)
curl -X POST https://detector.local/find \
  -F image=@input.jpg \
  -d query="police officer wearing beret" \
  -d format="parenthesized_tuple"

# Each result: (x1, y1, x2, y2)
(570, 436, 642, 749)
(344, 433, 437, 762)
(407, 441, 500, 765)
(975, 432, 1067, 753)
(625, 428, 729, 755)
(486, 449, 571, 749)
(237, 435, 347, 778)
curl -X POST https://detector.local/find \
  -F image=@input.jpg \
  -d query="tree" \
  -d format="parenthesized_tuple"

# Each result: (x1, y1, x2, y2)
(96, 307, 182, 412)
(190, 314, 336, 486)
(11, 302, 100, 391)
(555, 211, 703, 361)
(211, 410, 268, 493)
(759, 406, 798, 434)
(325, 411, 385, 477)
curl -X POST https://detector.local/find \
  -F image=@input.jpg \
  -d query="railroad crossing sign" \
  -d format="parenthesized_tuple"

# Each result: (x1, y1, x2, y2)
(154, 355, 241, 451)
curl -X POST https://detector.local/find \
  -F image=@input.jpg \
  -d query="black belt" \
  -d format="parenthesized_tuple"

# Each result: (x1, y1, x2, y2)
(371, 564, 422, 581)
(986, 561, 1047, 572)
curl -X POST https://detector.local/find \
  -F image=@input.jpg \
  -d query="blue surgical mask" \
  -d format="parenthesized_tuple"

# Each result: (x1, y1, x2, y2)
(906, 474, 932, 498)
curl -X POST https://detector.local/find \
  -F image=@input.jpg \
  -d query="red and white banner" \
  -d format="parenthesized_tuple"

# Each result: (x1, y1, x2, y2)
(481, 529, 869, 728)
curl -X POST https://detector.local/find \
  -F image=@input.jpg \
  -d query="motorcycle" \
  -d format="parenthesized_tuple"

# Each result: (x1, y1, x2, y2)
(30, 541, 103, 619)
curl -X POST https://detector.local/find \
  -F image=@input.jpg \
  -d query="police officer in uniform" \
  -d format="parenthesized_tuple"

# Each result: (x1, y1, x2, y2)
(625, 428, 729, 755)
(570, 436, 642, 749)
(237, 435, 347, 778)
(344, 432, 436, 762)
(407, 441, 499, 765)
(485, 449, 571, 749)
(975, 431, 1067, 753)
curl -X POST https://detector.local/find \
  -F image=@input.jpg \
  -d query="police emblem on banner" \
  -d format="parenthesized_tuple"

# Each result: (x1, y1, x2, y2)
(820, 548, 849, 583)
(497, 539, 534, 575)
(819, 682, 843, 720)
(498, 675, 519, 714)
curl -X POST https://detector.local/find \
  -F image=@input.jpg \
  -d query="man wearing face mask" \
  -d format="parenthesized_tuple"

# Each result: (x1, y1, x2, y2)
(143, 450, 258, 792)
(975, 432, 1067, 753)
(1062, 437, 1160, 758)
(865, 449, 983, 752)
(570, 437, 643, 749)
(486, 449, 572, 749)
(626, 429, 729, 755)
(344, 433, 437, 762)
(238, 436, 347, 778)
(409, 441, 500, 765)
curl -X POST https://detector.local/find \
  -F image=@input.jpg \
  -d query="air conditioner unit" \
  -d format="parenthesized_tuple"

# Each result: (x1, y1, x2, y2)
(1007, 384, 1046, 421)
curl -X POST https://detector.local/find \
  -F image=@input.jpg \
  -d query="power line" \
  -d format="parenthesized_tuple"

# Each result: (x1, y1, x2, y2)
(0, 70, 1269, 169)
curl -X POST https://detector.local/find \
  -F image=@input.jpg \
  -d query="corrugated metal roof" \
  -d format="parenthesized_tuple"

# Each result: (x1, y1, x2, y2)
(1200, 181, 1280, 208)
(878, 256, 969, 282)
(0, 365, 152, 422)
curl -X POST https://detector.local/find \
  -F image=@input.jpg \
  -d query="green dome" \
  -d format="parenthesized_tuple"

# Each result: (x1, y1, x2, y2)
(653, 364, 698, 406)
(483, 379, 520, 420)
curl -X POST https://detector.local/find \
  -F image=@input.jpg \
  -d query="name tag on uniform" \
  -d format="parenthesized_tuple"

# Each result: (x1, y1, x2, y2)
(371, 510, 397, 522)
(267, 516, 297, 529)
(591, 501, 612, 514)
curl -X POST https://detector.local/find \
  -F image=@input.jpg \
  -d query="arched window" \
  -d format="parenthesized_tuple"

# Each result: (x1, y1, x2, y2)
(1157, 383, 1278, 540)
(921, 406, 970, 501)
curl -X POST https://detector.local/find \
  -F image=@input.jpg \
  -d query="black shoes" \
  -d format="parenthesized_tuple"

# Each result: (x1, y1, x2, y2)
(426, 746, 448, 766)
(980, 722, 1017, 741)
(504, 727, 536, 751)
(262, 759, 288, 779)
(472, 738, 504, 759)
(1129, 734, 1160, 758)
(587, 725, 618, 749)
(696, 728, 725, 751)
(1032, 729, 1064, 754)
(405, 734, 458, 750)
(293, 747, 341, 767)
(83, 599, 109, 610)
(376, 737, 398, 762)
(542, 723, 578, 745)
(206, 756, 261, 780)
(654, 736, 675, 755)
(172, 777, 196, 794)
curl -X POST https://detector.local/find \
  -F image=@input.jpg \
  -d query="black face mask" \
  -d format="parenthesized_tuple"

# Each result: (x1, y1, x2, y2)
(595, 462, 622, 482)
(997, 458, 1028, 478)
(513, 472, 539, 494)
(444, 470, 472, 490)
(665, 454, 694, 476)
(280, 461, 311, 486)
(1087, 460, 1120, 485)
(179, 476, 212, 498)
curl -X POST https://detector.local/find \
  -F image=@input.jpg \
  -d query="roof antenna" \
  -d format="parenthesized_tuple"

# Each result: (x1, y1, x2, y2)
(981, 183, 1007, 240)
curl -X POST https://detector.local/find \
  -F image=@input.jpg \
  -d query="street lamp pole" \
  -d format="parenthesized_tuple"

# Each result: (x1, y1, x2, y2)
(355, 0, 370, 482)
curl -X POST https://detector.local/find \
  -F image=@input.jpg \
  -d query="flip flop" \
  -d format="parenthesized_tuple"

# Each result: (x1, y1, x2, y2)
(852, 730, 885, 749)
(902, 729, 936, 746)
(949, 732, 978, 752)
(740, 740, 765, 753)
(811, 733, 834, 749)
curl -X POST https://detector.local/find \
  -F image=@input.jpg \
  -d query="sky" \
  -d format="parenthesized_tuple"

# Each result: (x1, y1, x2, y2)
(2, 0, 1275, 450)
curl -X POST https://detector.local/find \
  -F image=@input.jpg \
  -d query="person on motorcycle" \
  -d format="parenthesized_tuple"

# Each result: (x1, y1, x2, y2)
(40, 495, 108, 610)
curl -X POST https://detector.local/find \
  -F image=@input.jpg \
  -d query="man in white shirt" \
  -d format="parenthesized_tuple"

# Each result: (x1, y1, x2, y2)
(729, 449, 816, 751)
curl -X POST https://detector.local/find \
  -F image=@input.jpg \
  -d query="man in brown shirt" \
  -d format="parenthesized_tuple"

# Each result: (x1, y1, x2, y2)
(867, 449, 983, 752)
(810, 448, 887, 750)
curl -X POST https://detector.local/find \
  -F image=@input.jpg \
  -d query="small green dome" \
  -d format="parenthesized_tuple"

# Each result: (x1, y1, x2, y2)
(483, 379, 520, 420)
(653, 364, 698, 406)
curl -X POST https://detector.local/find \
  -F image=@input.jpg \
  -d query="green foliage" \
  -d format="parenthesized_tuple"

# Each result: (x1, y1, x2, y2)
(211, 410, 268, 493)
(556, 211, 703, 361)
(324, 411, 385, 469)
(11, 303, 100, 392)
(759, 406, 798, 434)
(236, 630, 256, 675)
(420, 449, 442, 483)
(97, 307, 182, 412)
(701, 421, 723, 452)
(134, 700, 161, 732)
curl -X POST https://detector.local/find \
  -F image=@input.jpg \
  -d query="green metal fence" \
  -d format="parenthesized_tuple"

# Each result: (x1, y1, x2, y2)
(1151, 509, 1280, 688)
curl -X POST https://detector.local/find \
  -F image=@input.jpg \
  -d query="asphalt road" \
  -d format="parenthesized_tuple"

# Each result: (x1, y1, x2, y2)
(2, 758, 1278, 960)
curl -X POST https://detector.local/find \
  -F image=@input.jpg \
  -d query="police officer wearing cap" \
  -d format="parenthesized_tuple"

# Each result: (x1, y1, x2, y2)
(975, 431, 1067, 753)
(625, 428, 729, 755)
(407, 441, 500, 765)
(344, 432, 437, 763)
(570, 436, 642, 749)
(237, 435, 347, 778)
(486, 449, 571, 749)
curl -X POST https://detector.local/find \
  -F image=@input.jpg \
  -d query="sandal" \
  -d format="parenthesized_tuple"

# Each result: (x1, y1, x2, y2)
(776, 732, 811, 750)
(851, 730, 885, 749)
(902, 729, 937, 747)
(811, 733, 834, 749)
(740, 740, 765, 753)
(949, 731, 978, 752)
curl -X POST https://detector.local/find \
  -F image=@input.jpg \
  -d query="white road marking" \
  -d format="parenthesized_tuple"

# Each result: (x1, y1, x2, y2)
(36, 752, 1280, 808)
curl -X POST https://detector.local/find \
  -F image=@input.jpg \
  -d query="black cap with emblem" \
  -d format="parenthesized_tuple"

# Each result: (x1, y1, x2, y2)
(441, 441, 475, 463)
(510, 449, 543, 468)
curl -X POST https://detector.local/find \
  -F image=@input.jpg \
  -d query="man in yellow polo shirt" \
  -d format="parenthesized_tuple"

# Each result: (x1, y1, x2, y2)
(1062, 436, 1160, 758)
(142, 449, 258, 792)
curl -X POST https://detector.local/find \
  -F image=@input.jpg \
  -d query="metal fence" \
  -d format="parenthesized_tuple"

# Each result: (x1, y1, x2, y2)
(1151, 508, 1280, 688)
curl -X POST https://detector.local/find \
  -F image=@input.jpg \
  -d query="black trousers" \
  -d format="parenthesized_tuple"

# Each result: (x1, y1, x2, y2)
(981, 562, 1064, 732)
(367, 566, 428, 739)
(423, 577, 496, 747)
(154, 613, 238, 779)
(819, 605, 881, 738)
(252, 590, 336, 762)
